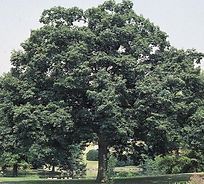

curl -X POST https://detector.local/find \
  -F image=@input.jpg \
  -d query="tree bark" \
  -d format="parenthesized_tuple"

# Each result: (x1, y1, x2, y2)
(13, 163, 18, 177)
(96, 136, 108, 183)
(52, 165, 55, 172)
(2, 165, 7, 172)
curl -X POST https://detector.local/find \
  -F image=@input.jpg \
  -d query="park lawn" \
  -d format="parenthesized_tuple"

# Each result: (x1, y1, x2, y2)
(86, 161, 98, 178)
(1, 173, 204, 184)
(0, 175, 40, 182)
(86, 160, 139, 178)
(0, 176, 95, 184)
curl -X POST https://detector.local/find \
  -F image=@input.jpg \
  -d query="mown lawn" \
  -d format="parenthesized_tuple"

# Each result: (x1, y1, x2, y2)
(86, 161, 98, 178)
(86, 160, 139, 178)
(1, 173, 203, 184)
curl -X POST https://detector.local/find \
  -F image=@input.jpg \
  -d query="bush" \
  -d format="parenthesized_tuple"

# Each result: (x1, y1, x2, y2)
(106, 155, 117, 184)
(141, 154, 196, 175)
(158, 155, 192, 174)
(115, 159, 134, 167)
(187, 150, 204, 172)
(86, 149, 98, 161)
(141, 157, 165, 176)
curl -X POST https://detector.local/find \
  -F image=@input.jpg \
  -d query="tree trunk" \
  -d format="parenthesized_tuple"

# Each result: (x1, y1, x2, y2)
(2, 165, 7, 172)
(13, 163, 18, 177)
(96, 136, 108, 183)
(52, 165, 55, 172)
(175, 149, 180, 157)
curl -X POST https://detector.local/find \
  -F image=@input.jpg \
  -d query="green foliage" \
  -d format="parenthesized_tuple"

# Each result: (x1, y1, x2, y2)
(86, 149, 98, 161)
(114, 153, 135, 167)
(0, 74, 85, 176)
(157, 155, 192, 174)
(115, 159, 134, 167)
(184, 150, 204, 172)
(183, 106, 204, 151)
(141, 153, 201, 176)
(106, 155, 117, 184)
(141, 157, 164, 176)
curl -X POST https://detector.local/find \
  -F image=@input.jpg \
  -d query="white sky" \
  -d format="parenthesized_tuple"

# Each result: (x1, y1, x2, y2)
(0, 0, 204, 75)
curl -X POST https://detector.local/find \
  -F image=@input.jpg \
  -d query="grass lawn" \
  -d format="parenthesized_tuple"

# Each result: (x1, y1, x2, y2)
(1, 173, 204, 184)
(86, 161, 98, 178)
(86, 160, 139, 178)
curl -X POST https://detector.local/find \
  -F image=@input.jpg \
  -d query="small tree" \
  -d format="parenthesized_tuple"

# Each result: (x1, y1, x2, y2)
(86, 149, 98, 161)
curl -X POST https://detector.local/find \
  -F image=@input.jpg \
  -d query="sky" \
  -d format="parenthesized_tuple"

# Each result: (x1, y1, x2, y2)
(0, 0, 204, 75)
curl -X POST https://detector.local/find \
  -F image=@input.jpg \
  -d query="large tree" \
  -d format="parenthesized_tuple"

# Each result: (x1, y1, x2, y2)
(4, 0, 204, 183)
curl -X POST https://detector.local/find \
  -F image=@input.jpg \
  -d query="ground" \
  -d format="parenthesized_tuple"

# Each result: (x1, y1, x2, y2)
(0, 173, 200, 183)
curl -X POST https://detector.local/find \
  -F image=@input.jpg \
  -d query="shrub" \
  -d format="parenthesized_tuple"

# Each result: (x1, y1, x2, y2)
(141, 154, 196, 175)
(86, 149, 98, 161)
(106, 155, 117, 184)
(158, 155, 193, 174)
(187, 150, 204, 172)
(115, 158, 134, 167)
(141, 156, 165, 176)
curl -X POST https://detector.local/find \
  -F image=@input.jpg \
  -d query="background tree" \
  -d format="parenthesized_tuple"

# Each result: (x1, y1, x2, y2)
(0, 74, 36, 176)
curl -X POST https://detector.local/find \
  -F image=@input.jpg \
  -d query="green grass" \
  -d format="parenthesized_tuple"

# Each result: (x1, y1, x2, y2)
(1, 173, 203, 184)
(86, 161, 98, 178)
(86, 161, 139, 178)
(0, 179, 95, 184)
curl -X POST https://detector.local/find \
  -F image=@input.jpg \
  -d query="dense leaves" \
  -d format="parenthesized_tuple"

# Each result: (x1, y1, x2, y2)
(0, 74, 85, 176)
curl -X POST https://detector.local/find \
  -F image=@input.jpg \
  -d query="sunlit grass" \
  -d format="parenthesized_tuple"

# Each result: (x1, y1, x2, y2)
(0, 175, 39, 182)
